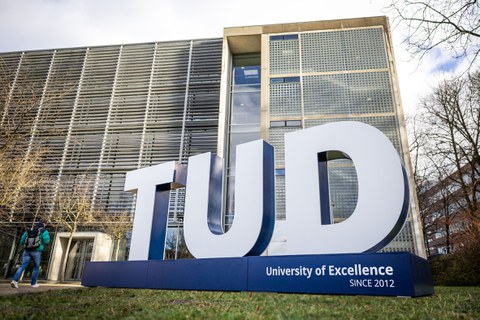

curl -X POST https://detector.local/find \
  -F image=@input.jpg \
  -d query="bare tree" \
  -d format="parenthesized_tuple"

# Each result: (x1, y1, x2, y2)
(388, 0, 480, 72)
(422, 178, 466, 255)
(52, 175, 97, 282)
(410, 71, 480, 256)
(0, 161, 49, 278)
(424, 72, 479, 231)
(0, 55, 79, 224)
(408, 113, 441, 255)
(0, 59, 47, 224)
(1, 56, 79, 277)
(0, 62, 41, 153)
(165, 227, 192, 260)
(96, 210, 132, 261)
(0, 59, 53, 277)
(0, 150, 52, 222)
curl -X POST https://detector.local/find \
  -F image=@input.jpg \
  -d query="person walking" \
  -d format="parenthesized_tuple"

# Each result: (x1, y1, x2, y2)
(10, 220, 50, 288)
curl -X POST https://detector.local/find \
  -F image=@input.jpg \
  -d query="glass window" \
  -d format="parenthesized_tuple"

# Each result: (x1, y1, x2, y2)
(270, 76, 300, 84)
(270, 34, 298, 41)
(226, 55, 261, 228)
(286, 120, 302, 127)
(234, 66, 261, 85)
(270, 121, 286, 127)
(284, 76, 300, 83)
(283, 34, 299, 40)
(270, 77, 285, 84)
(270, 35, 284, 41)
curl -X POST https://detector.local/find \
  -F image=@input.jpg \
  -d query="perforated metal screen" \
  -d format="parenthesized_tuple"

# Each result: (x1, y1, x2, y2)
(267, 26, 415, 253)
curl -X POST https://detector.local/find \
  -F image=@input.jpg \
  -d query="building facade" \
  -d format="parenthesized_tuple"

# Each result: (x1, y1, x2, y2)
(0, 16, 425, 280)
(420, 164, 480, 256)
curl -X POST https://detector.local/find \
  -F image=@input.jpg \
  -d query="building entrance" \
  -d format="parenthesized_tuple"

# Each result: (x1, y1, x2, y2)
(64, 239, 93, 280)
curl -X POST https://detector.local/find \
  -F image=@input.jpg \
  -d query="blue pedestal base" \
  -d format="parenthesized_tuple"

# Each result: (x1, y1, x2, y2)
(82, 252, 433, 297)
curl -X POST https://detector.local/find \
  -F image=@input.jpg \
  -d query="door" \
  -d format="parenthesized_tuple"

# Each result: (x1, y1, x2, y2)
(65, 239, 93, 280)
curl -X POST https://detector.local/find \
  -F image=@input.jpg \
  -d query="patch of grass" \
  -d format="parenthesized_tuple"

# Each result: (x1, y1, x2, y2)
(0, 286, 479, 319)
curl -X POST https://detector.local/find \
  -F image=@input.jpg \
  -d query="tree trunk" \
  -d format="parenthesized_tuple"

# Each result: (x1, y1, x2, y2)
(59, 229, 75, 283)
(425, 236, 431, 257)
(114, 239, 120, 261)
(446, 223, 451, 254)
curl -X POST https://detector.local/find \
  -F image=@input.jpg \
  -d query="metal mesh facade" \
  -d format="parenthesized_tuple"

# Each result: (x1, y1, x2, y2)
(270, 80, 302, 117)
(303, 72, 394, 116)
(301, 28, 388, 72)
(0, 38, 222, 229)
(267, 26, 415, 253)
(269, 36, 300, 74)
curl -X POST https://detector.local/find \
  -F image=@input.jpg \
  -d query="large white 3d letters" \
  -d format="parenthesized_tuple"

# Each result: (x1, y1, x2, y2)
(183, 140, 275, 258)
(125, 162, 186, 261)
(125, 121, 409, 260)
(285, 121, 408, 254)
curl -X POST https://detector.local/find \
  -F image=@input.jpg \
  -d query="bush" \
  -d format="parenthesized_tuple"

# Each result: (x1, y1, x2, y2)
(430, 239, 480, 286)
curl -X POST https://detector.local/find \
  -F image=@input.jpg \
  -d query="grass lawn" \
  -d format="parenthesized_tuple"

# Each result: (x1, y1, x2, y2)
(0, 286, 479, 319)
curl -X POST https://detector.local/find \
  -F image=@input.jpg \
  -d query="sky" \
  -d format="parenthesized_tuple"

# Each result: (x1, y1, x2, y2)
(0, 0, 464, 115)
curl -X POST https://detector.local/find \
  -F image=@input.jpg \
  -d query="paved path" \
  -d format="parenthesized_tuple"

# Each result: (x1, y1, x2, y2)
(0, 280, 83, 296)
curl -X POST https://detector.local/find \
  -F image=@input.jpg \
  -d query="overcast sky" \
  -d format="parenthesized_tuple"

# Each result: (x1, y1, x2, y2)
(0, 0, 463, 115)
